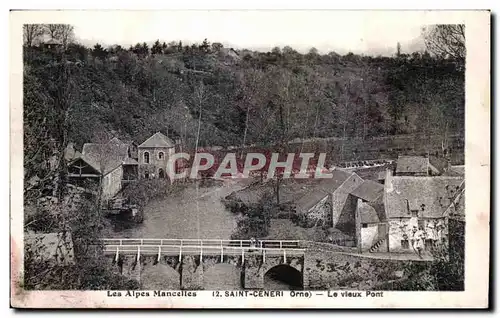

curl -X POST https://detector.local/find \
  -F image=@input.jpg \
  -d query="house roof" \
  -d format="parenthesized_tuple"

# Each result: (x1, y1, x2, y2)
(139, 132, 175, 148)
(25, 232, 75, 265)
(294, 190, 329, 212)
(67, 156, 101, 174)
(396, 156, 429, 174)
(294, 170, 355, 212)
(122, 157, 139, 165)
(350, 180, 384, 202)
(358, 200, 380, 223)
(44, 38, 62, 45)
(108, 137, 127, 145)
(81, 141, 130, 175)
(385, 176, 464, 218)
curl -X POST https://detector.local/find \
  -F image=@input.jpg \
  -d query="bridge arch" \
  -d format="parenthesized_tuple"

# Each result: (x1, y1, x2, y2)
(141, 262, 181, 290)
(264, 264, 303, 290)
(204, 262, 242, 290)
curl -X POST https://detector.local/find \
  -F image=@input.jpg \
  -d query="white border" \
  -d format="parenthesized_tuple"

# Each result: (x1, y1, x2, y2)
(8, 9, 490, 309)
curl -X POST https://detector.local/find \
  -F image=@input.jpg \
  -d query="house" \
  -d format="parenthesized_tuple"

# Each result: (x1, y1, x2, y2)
(41, 38, 63, 51)
(395, 155, 430, 176)
(384, 172, 464, 255)
(66, 137, 138, 201)
(293, 169, 363, 231)
(350, 180, 387, 252)
(138, 132, 175, 180)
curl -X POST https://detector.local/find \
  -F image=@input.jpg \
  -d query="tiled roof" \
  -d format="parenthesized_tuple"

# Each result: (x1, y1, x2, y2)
(294, 190, 329, 212)
(396, 156, 429, 174)
(294, 170, 355, 212)
(138, 132, 175, 148)
(350, 180, 384, 202)
(358, 200, 380, 223)
(82, 142, 130, 175)
(44, 38, 62, 45)
(385, 176, 464, 218)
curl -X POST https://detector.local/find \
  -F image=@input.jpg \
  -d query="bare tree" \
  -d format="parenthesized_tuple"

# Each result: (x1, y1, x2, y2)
(423, 24, 465, 60)
(23, 24, 45, 47)
(45, 24, 75, 49)
(46, 24, 60, 40)
(58, 24, 75, 49)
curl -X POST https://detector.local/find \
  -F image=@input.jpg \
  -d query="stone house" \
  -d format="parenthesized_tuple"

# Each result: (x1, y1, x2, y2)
(293, 169, 363, 232)
(384, 171, 465, 255)
(137, 132, 175, 180)
(395, 155, 430, 176)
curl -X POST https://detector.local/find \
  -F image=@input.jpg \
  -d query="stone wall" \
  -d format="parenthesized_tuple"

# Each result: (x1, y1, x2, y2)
(304, 243, 410, 290)
(102, 166, 123, 200)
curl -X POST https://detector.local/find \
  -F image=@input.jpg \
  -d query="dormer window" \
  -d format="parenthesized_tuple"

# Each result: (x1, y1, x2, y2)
(411, 210, 418, 217)
(144, 151, 150, 164)
(158, 151, 164, 160)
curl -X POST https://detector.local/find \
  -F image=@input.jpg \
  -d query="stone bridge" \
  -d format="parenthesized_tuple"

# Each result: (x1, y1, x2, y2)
(101, 238, 415, 290)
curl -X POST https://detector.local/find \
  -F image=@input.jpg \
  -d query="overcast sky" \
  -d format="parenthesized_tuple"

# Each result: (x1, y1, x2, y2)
(69, 11, 426, 56)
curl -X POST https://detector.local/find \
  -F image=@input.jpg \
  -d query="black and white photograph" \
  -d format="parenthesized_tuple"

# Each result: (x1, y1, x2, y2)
(10, 10, 490, 308)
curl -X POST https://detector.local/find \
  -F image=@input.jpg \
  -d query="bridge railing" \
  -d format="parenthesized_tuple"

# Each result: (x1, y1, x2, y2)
(99, 238, 301, 249)
(102, 244, 306, 255)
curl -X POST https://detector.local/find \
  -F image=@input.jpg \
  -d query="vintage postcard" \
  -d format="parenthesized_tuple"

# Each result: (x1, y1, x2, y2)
(10, 10, 490, 308)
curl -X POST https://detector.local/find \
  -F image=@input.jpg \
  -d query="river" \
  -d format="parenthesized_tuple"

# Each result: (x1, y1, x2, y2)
(105, 179, 253, 239)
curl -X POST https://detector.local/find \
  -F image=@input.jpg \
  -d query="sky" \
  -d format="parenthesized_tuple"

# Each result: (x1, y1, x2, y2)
(67, 11, 427, 56)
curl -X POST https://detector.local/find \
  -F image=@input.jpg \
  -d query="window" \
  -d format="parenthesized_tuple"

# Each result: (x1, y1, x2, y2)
(144, 151, 150, 164)
(144, 171, 149, 179)
(401, 240, 410, 249)
(158, 168, 165, 179)
(362, 224, 368, 228)
(411, 210, 418, 217)
(158, 152, 164, 160)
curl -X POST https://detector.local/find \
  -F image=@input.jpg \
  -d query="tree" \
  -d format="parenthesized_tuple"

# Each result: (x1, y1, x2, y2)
(23, 24, 45, 47)
(423, 25, 465, 61)
(271, 46, 282, 55)
(57, 24, 75, 49)
(46, 24, 60, 40)
(151, 40, 162, 55)
(91, 43, 107, 60)
(308, 47, 319, 55)
(199, 38, 211, 53)
(141, 42, 149, 56)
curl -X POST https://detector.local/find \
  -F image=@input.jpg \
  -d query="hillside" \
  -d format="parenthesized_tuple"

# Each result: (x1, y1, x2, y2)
(23, 42, 464, 187)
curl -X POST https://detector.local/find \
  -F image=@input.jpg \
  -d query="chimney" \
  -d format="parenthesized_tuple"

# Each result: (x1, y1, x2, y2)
(405, 199, 411, 215)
